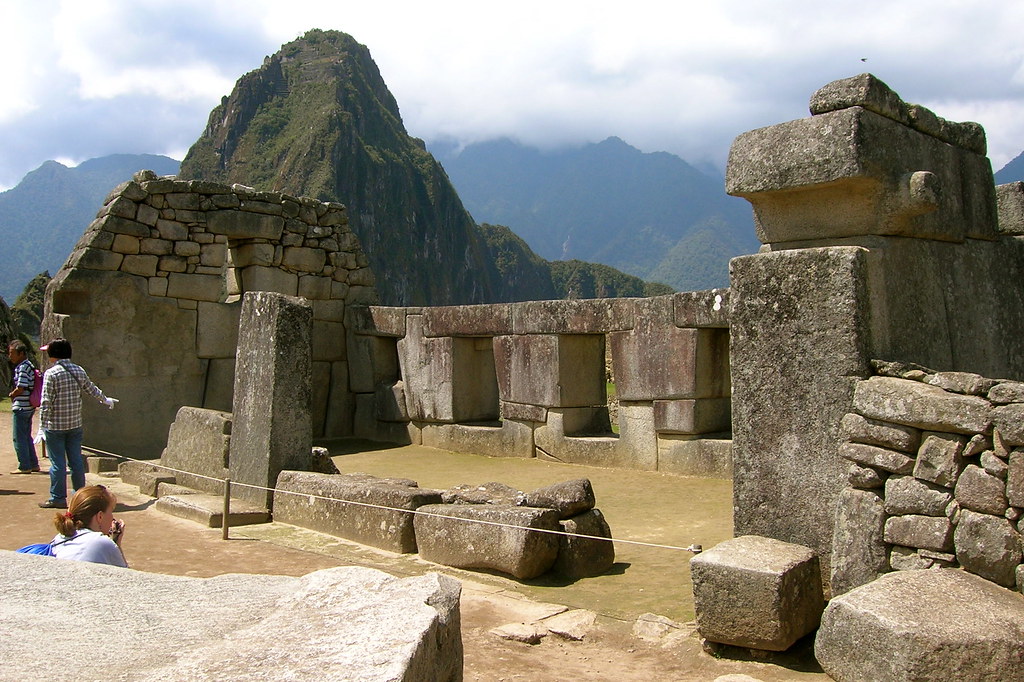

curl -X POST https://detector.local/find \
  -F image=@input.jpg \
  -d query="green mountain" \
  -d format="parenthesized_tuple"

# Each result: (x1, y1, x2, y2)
(433, 137, 759, 291)
(179, 29, 665, 305)
(0, 154, 180, 300)
(995, 151, 1024, 184)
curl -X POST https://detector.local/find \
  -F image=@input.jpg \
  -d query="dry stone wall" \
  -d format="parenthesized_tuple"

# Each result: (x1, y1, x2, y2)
(832, 362, 1024, 596)
(42, 170, 378, 458)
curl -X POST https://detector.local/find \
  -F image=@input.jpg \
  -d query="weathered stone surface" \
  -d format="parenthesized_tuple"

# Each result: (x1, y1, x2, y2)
(274, 471, 441, 553)
(493, 333, 605, 408)
(992, 404, 1024, 445)
(523, 479, 596, 519)
(854, 377, 991, 434)
(165, 272, 225, 302)
(552, 509, 615, 579)
(414, 504, 561, 579)
(422, 303, 512, 337)
(955, 464, 1009, 516)
(653, 398, 731, 435)
(229, 292, 312, 509)
(1009, 450, 1024, 508)
(884, 474, 952, 517)
(121, 254, 158, 277)
(511, 298, 635, 334)
(159, 406, 231, 495)
(542, 609, 597, 641)
(889, 545, 935, 571)
(980, 451, 1009, 479)
(847, 462, 885, 489)
(883, 514, 954, 552)
(809, 73, 909, 123)
(672, 288, 730, 328)
(441, 482, 525, 506)
(207, 209, 284, 239)
(239, 265, 298, 296)
(954, 510, 1023, 587)
(195, 301, 241, 359)
(988, 380, 1024, 404)
(996, 181, 1024, 235)
(489, 623, 546, 645)
(839, 442, 914, 475)
(657, 436, 732, 479)
(816, 569, 1024, 682)
(831, 488, 889, 596)
(926, 371, 998, 396)
(914, 431, 968, 487)
(0, 555, 463, 681)
(841, 412, 919, 452)
(690, 535, 824, 651)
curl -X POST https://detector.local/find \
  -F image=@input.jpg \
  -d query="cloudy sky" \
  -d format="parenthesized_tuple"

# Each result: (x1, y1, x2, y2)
(1, 1, 1023, 190)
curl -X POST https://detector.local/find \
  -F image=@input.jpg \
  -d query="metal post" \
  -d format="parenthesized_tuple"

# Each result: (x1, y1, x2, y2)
(222, 478, 231, 540)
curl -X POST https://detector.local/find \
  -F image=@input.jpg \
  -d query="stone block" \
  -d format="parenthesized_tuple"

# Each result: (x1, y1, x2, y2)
(374, 381, 408, 422)
(672, 289, 730, 328)
(422, 303, 512, 337)
(274, 471, 441, 553)
(996, 181, 1024, 235)
(653, 398, 730, 434)
(552, 509, 615, 579)
(155, 219, 188, 240)
(414, 504, 561, 579)
(420, 420, 535, 459)
(817, 569, 1024, 682)
(914, 431, 967, 487)
(71, 248, 124, 271)
(511, 298, 635, 334)
(809, 73, 910, 123)
(121, 254, 158, 277)
(840, 412, 919, 452)
(848, 462, 886, 489)
(159, 406, 231, 495)
(441, 482, 524, 506)
(352, 305, 410, 336)
(239, 266, 298, 296)
(992, 404, 1024, 445)
(229, 292, 312, 508)
(282, 246, 327, 273)
(0, 557, 464, 682)
(690, 535, 824, 651)
(98, 214, 150, 237)
(174, 241, 201, 257)
(202, 358, 235, 413)
(955, 464, 1009, 516)
(494, 334, 605, 408)
(165, 273, 225, 303)
(199, 242, 226, 267)
(323, 361, 354, 438)
(1009, 450, 1024, 508)
(884, 474, 951, 516)
(111, 234, 140, 254)
(838, 442, 914, 475)
(925, 371, 998, 396)
(501, 401, 546, 423)
(831, 488, 889, 596)
(195, 301, 241, 359)
(883, 514, 953, 552)
(853, 377, 991, 434)
(313, 299, 345, 323)
(523, 479, 595, 519)
(298, 274, 332, 300)
(981, 451, 1008, 479)
(954, 510, 1023, 587)
(136, 203, 159, 226)
(233, 243, 275, 268)
(155, 493, 270, 527)
(656, 437, 732, 478)
(141, 237, 174, 255)
(207, 209, 284, 239)
(312, 320, 346, 362)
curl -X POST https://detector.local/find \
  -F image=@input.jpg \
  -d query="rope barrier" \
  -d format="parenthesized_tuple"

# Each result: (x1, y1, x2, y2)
(82, 445, 704, 554)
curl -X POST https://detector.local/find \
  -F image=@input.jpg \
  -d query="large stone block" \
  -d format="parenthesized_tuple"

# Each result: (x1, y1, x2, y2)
(955, 464, 1008, 516)
(815, 569, 1024, 682)
(422, 303, 512, 337)
(202, 358, 235, 413)
(1009, 449, 1024, 508)
(914, 431, 968, 487)
(195, 301, 240, 359)
(494, 334, 605, 408)
(229, 292, 312, 509)
(884, 474, 951, 516)
(883, 514, 953, 552)
(996, 181, 1024, 234)
(523, 479, 595, 518)
(0, 555, 463, 682)
(159, 406, 232, 495)
(207, 209, 284, 239)
(239, 265, 298, 296)
(838, 442, 914, 475)
(611, 320, 729, 401)
(166, 273, 225, 303)
(690, 535, 824, 651)
(552, 509, 615, 579)
(853, 377, 991, 434)
(511, 298, 635, 334)
(414, 504, 561, 579)
(840, 412, 919, 452)
(274, 471, 442, 553)
(830, 488, 889, 596)
(656, 437, 732, 478)
(672, 289, 730, 328)
(420, 420, 535, 459)
(992, 403, 1024, 445)
(954, 510, 1023, 588)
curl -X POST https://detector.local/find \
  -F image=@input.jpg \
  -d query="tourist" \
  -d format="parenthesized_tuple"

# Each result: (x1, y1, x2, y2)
(36, 338, 118, 509)
(7, 340, 40, 474)
(51, 484, 127, 567)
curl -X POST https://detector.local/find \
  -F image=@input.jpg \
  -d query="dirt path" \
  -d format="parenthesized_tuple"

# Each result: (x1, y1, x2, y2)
(0, 406, 826, 681)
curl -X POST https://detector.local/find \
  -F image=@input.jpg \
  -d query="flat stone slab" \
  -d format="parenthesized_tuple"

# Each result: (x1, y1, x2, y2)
(815, 569, 1024, 682)
(0, 552, 462, 681)
(154, 494, 270, 528)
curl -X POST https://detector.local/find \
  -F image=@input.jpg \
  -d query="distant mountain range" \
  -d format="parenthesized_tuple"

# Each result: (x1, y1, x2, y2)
(0, 154, 180, 301)
(433, 136, 759, 292)
(995, 152, 1024, 184)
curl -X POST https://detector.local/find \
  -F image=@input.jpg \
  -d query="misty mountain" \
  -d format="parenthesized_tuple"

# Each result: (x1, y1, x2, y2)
(432, 136, 759, 291)
(0, 154, 180, 301)
(995, 152, 1024, 184)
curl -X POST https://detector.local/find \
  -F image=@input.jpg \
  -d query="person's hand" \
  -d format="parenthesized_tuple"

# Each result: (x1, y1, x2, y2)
(104, 397, 119, 409)
(33, 428, 44, 444)
(110, 519, 125, 544)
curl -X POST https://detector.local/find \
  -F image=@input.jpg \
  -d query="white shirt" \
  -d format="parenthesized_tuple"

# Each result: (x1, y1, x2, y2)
(51, 529, 127, 568)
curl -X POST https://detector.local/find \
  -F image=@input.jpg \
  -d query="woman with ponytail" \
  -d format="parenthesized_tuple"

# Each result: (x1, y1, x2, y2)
(51, 485, 128, 568)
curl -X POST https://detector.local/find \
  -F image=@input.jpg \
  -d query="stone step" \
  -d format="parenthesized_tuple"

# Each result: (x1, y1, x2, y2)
(155, 494, 270, 528)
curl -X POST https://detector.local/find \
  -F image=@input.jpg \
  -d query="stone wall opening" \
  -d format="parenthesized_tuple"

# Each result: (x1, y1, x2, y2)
(452, 336, 500, 426)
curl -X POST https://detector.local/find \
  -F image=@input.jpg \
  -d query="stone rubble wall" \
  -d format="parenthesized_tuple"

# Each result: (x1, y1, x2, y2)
(41, 170, 378, 458)
(832, 362, 1024, 596)
(346, 289, 733, 477)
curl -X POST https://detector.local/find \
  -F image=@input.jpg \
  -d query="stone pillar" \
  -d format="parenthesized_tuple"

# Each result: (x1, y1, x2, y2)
(229, 291, 313, 509)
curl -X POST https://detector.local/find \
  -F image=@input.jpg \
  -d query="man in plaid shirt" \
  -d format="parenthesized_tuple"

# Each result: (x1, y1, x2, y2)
(37, 338, 118, 509)
(7, 340, 40, 474)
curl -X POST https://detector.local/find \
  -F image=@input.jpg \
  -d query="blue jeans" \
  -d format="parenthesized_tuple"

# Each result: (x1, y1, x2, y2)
(44, 427, 84, 504)
(12, 409, 38, 471)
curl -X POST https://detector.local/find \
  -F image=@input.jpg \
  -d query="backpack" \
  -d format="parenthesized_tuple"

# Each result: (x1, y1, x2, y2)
(29, 367, 42, 409)
(15, 542, 54, 556)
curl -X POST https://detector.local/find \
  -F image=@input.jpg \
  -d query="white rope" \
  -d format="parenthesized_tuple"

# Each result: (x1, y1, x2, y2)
(83, 445, 703, 553)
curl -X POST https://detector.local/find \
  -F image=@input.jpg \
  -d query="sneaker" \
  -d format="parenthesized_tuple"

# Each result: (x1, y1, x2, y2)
(10, 468, 41, 474)
(38, 500, 67, 509)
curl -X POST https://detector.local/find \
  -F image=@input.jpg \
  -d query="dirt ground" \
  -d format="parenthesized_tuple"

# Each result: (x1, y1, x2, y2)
(0, 404, 827, 681)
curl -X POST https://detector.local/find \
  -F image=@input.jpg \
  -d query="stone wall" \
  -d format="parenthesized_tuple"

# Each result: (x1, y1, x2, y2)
(726, 73, 1024, 575)
(41, 170, 378, 458)
(346, 289, 733, 476)
(831, 363, 1024, 595)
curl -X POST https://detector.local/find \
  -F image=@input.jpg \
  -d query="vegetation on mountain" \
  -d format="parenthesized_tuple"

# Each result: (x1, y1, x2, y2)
(0, 155, 179, 300)
(10, 271, 50, 340)
(551, 260, 674, 299)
